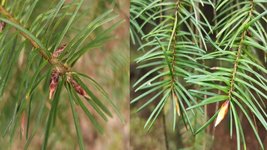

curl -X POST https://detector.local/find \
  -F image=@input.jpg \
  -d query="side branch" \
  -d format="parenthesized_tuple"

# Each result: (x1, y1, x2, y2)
(228, 0, 254, 100)
(215, 0, 254, 127)
(0, 5, 70, 74)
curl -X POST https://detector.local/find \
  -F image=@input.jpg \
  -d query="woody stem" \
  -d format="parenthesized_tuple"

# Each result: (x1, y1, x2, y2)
(0, 5, 70, 74)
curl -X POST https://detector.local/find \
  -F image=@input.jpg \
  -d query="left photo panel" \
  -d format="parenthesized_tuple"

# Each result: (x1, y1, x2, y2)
(0, 0, 129, 149)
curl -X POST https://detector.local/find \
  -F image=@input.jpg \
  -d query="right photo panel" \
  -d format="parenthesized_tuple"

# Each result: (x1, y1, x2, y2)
(130, 0, 267, 150)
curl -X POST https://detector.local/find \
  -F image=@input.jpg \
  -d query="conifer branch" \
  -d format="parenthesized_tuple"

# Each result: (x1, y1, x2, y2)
(0, 2, 123, 148)
(169, 0, 180, 85)
(228, 0, 254, 101)
(214, 0, 255, 128)
(0, 5, 70, 74)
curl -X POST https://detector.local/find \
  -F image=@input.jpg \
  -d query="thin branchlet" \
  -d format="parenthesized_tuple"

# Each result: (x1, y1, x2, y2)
(169, 0, 181, 115)
(0, 5, 71, 74)
(228, 0, 254, 101)
(216, 0, 254, 127)
(0, 5, 84, 100)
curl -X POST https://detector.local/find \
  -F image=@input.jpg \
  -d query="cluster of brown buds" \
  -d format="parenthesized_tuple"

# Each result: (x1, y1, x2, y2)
(67, 75, 89, 99)
(0, 22, 6, 32)
(49, 44, 89, 100)
(49, 44, 66, 99)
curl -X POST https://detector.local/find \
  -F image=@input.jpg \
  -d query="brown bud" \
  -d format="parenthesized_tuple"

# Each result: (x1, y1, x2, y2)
(49, 69, 60, 99)
(21, 112, 26, 137)
(247, 31, 252, 37)
(68, 76, 89, 98)
(214, 100, 230, 127)
(173, 92, 180, 116)
(52, 44, 67, 58)
(0, 22, 6, 32)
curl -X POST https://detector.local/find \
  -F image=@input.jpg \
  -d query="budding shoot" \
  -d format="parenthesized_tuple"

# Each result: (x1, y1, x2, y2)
(48, 44, 66, 99)
(68, 76, 89, 99)
(49, 70, 60, 99)
(21, 112, 26, 137)
(173, 92, 180, 116)
(0, 22, 6, 32)
(214, 100, 230, 127)
(52, 44, 67, 58)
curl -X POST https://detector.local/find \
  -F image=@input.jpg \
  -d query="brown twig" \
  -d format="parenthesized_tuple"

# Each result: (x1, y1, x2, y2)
(228, 0, 254, 101)
(0, 5, 71, 74)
